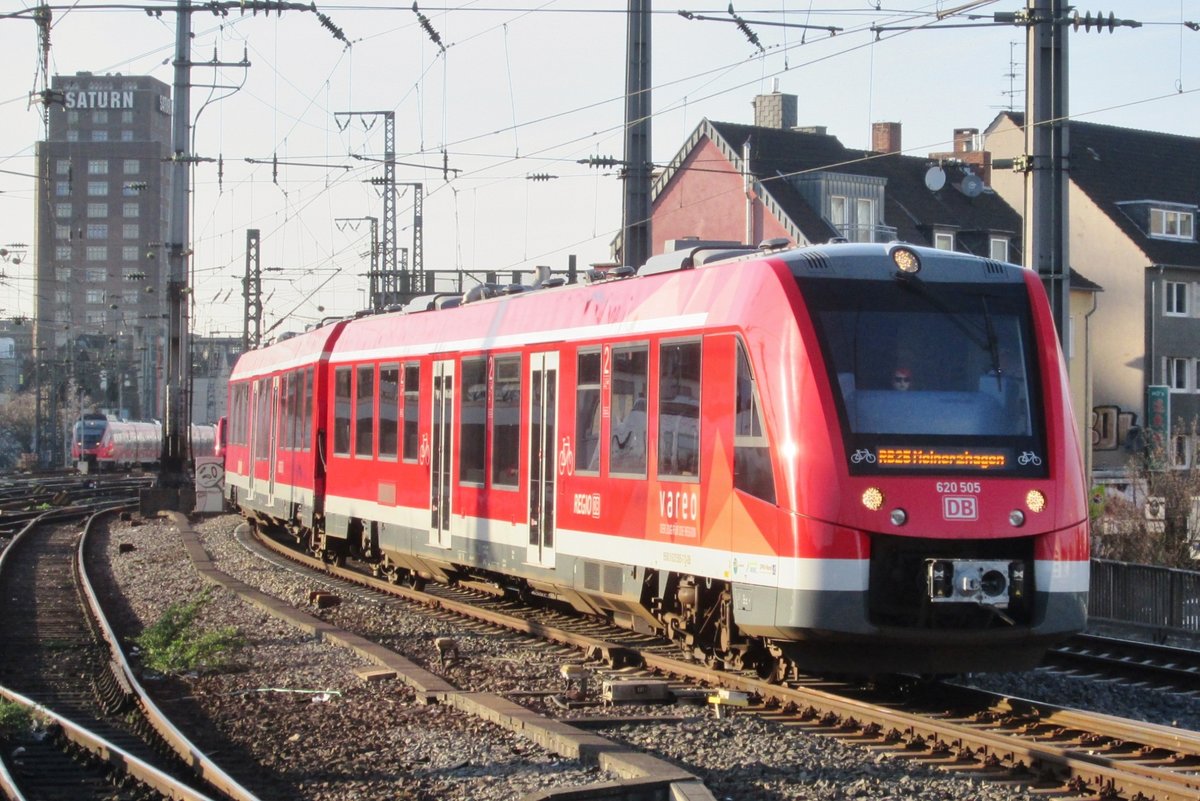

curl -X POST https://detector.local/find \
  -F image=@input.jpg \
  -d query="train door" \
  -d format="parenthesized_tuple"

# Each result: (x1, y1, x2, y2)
(430, 359, 455, 549)
(248, 378, 270, 499)
(266, 375, 279, 505)
(527, 351, 558, 568)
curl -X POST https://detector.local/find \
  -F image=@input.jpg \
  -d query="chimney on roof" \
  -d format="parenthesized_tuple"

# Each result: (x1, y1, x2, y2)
(929, 127, 992, 187)
(954, 128, 979, 154)
(753, 91, 797, 130)
(872, 122, 902, 155)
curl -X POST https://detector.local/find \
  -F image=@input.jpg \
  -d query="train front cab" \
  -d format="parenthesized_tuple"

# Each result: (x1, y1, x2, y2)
(741, 245, 1090, 675)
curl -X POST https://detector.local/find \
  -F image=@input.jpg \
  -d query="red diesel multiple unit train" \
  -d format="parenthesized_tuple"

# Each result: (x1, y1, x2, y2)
(224, 242, 1089, 676)
(72, 413, 217, 471)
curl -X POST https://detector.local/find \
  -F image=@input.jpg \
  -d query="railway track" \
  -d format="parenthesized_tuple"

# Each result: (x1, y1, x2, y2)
(1045, 632, 1200, 693)
(245, 521, 1200, 801)
(0, 503, 257, 801)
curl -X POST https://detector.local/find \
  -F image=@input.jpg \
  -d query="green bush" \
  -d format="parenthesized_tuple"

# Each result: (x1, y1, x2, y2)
(0, 700, 33, 739)
(134, 587, 243, 674)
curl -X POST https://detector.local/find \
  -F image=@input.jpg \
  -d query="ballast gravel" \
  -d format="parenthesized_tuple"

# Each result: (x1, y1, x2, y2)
(93, 511, 1200, 801)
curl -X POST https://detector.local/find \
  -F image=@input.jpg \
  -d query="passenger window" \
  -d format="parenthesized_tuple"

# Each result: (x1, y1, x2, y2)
(658, 341, 701, 478)
(356, 365, 374, 457)
(576, 350, 602, 474)
(610, 345, 648, 476)
(333, 367, 351, 455)
(492, 355, 521, 487)
(402, 363, 420, 461)
(302, 367, 313, 450)
(460, 358, 487, 484)
(734, 341, 776, 503)
(379, 363, 399, 459)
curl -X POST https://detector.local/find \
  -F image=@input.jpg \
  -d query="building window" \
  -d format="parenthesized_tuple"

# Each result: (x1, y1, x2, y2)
(123, 159, 140, 174)
(55, 203, 71, 218)
(830, 196, 846, 231)
(87, 159, 108, 175)
(87, 181, 108, 197)
(87, 202, 107, 217)
(55, 290, 70, 304)
(934, 231, 955, 251)
(989, 237, 1010, 262)
(66, 130, 78, 142)
(85, 310, 107, 325)
(122, 246, 139, 262)
(55, 268, 71, 282)
(121, 267, 142, 280)
(122, 223, 139, 239)
(1171, 435, 1195, 468)
(121, 111, 134, 124)
(85, 267, 107, 282)
(55, 181, 70, 196)
(92, 111, 108, 124)
(85, 246, 107, 262)
(86, 289, 106, 304)
(86, 224, 108, 239)
(55, 245, 72, 260)
(123, 202, 139, 218)
(1166, 357, 1191, 392)
(66, 111, 79, 125)
(56, 159, 71, 175)
(120, 130, 134, 142)
(1151, 208, 1195, 240)
(854, 198, 874, 242)
(1165, 281, 1190, 316)
(91, 130, 108, 142)
(55, 224, 70, 240)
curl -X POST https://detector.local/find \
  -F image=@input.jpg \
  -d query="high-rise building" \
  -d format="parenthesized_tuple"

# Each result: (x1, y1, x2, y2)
(33, 72, 172, 420)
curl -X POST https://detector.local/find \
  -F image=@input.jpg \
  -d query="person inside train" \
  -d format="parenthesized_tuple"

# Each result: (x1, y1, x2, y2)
(891, 367, 913, 391)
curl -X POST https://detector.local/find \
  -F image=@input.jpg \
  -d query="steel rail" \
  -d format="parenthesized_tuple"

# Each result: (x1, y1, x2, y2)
(0, 684, 221, 801)
(76, 508, 264, 801)
(248, 524, 1200, 801)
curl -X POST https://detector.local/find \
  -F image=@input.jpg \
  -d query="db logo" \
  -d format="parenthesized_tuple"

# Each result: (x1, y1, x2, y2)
(943, 496, 978, 520)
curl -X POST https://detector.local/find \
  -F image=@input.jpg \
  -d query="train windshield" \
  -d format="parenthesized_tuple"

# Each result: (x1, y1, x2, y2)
(800, 277, 1046, 476)
(74, 420, 106, 447)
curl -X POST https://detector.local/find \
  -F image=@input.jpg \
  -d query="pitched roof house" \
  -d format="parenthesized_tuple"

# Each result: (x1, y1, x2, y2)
(986, 112, 1200, 473)
(651, 92, 1023, 262)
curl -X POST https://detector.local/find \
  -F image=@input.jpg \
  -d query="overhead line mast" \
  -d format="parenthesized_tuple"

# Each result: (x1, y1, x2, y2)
(156, 0, 347, 509)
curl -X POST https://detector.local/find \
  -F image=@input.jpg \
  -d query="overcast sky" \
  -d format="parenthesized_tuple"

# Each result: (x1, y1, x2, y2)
(1, 1, 1196, 339)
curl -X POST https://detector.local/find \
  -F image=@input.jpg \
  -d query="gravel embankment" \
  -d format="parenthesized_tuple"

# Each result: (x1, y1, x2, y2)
(95, 511, 1200, 800)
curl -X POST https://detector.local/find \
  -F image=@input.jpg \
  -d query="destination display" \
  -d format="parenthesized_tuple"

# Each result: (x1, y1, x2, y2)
(875, 447, 1008, 470)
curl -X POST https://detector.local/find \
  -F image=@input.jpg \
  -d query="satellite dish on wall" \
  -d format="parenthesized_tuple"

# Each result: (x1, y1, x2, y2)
(956, 173, 984, 198)
(924, 166, 946, 192)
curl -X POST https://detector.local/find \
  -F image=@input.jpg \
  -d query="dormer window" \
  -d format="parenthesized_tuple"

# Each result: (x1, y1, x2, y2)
(1118, 200, 1197, 242)
(1151, 208, 1194, 241)
(934, 231, 955, 251)
(989, 236, 1010, 262)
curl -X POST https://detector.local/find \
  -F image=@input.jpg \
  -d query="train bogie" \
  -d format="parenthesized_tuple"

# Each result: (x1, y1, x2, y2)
(224, 242, 1088, 677)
